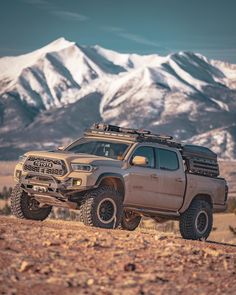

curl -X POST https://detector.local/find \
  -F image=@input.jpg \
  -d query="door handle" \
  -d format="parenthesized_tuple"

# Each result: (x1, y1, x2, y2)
(175, 178, 183, 182)
(151, 174, 159, 179)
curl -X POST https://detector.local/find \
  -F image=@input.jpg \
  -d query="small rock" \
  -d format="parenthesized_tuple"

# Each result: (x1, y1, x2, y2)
(40, 265, 52, 275)
(19, 261, 33, 272)
(42, 240, 52, 247)
(86, 278, 94, 286)
(124, 263, 136, 272)
(203, 248, 222, 257)
(157, 236, 167, 241)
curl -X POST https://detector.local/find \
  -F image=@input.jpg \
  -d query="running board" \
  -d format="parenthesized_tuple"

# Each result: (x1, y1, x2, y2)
(124, 205, 180, 218)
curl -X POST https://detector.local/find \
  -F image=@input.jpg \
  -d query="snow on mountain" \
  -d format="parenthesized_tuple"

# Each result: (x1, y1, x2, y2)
(0, 38, 74, 80)
(0, 37, 236, 160)
(101, 51, 236, 139)
(0, 38, 110, 110)
(188, 124, 236, 159)
(211, 59, 236, 89)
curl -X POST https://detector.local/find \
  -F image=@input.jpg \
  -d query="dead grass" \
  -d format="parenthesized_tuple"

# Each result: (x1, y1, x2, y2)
(209, 213, 236, 244)
(141, 213, 236, 244)
(219, 160, 236, 197)
(0, 161, 16, 190)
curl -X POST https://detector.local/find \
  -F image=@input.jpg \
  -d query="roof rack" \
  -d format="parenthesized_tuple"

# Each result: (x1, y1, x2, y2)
(84, 123, 182, 149)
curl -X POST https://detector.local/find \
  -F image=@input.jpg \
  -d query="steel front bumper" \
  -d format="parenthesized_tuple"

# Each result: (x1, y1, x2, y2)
(18, 172, 92, 208)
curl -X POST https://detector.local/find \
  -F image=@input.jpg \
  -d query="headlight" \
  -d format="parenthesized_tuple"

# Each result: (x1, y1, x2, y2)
(71, 163, 96, 172)
(19, 155, 27, 164)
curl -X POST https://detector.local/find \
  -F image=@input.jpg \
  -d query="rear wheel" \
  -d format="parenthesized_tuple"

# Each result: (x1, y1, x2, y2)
(10, 184, 52, 221)
(179, 199, 212, 240)
(120, 210, 141, 231)
(81, 186, 123, 229)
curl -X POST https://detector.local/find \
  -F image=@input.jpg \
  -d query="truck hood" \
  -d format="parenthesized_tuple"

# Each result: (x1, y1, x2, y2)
(25, 150, 122, 167)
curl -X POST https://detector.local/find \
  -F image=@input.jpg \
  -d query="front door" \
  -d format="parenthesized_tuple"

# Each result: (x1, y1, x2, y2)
(124, 146, 160, 208)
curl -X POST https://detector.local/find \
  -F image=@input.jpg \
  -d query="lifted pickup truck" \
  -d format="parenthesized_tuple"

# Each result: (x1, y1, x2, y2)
(11, 123, 228, 240)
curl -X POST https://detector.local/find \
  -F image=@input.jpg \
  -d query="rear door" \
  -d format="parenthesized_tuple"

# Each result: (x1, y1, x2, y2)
(153, 147, 186, 210)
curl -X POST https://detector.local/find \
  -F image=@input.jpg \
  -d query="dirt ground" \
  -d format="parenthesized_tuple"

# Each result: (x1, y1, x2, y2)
(142, 213, 236, 245)
(0, 216, 236, 295)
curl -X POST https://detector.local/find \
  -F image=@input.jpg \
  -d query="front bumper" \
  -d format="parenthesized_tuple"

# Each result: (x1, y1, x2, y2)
(18, 172, 93, 208)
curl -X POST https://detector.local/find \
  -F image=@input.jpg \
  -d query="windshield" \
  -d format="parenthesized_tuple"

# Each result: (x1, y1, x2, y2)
(66, 138, 130, 160)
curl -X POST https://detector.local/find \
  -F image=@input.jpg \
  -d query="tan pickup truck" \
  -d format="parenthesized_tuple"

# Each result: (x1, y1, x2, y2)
(11, 124, 228, 240)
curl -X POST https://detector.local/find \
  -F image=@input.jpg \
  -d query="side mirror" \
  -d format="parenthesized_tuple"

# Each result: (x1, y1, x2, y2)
(132, 156, 148, 166)
(57, 146, 65, 151)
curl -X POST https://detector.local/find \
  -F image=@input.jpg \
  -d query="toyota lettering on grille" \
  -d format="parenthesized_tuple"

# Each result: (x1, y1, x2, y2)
(33, 160, 53, 168)
(23, 156, 67, 176)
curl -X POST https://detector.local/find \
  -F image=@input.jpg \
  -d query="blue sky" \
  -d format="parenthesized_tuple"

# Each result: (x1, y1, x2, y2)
(0, 0, 236, 62)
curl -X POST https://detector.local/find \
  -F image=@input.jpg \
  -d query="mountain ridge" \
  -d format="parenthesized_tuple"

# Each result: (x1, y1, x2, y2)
(0, 37, 236, 160)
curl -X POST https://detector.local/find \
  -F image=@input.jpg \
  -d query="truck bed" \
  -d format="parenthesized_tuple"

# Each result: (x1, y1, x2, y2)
(179, 173, 227, 213)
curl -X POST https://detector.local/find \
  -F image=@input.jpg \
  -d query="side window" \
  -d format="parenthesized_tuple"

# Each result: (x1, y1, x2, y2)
(156, 148, 179, 171)
(131, 146, 155, 168)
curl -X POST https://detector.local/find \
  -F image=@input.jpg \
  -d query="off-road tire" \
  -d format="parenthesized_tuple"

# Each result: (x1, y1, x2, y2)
(10, 184, 52, 221)
(120, 211, 141, 231)
(179, 199, 213, 240)
(81, 186, 123, 229)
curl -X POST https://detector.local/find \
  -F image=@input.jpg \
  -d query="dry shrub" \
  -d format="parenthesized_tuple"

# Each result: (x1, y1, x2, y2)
(227, 198, 236, 214)
(140, 218, 176, 233)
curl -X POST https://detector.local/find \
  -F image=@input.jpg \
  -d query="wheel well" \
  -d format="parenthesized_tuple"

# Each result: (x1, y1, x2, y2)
(99, 177, 125, 200)
(192, 194, 213, 207)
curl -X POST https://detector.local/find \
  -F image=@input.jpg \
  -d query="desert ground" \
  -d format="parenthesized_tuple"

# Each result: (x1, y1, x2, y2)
(0, 160, 236, 294)
(0, 215, 236, 295)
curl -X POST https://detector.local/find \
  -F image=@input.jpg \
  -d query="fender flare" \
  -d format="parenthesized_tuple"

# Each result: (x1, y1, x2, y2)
(95, 173, 126, 199)
(95, 173, 125, 187)
(179, 192, 213, 213)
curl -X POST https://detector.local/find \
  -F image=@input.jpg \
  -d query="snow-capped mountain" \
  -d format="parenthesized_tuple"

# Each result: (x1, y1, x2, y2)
(0, 37, 236, 160)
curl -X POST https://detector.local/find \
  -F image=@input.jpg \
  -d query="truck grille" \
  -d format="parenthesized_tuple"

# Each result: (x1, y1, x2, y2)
(23, 156, 67, 177)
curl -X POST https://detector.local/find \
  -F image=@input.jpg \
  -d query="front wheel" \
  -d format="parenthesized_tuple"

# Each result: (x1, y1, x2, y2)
(10, 184, 52, 221)
(81, 186, 123, 229)
(120, 210, 141, 231)
(179, 199, 213, 240)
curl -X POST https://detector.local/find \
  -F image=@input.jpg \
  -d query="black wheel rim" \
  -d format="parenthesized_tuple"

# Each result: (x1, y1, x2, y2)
(27, 198, 41, 211)
(98, 199, 116, 223)
(124, 210, 138, 222)
(195, 211, 208, 234)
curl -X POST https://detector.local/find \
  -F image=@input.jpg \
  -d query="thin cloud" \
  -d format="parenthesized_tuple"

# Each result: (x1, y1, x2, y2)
(118, 32, 163, 48)
(102, 26, 169, 52)
(52, 11, 89, 22)
(100, 26, 124, 33)
(21, 0, 89, 22)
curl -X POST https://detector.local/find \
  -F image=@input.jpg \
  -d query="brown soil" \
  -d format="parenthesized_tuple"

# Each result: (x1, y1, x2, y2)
(0, 216, 235, 295)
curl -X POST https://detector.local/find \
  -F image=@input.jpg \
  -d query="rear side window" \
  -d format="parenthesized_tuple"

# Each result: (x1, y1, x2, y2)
(131, 146, 155, 168)
(156, 148, 179, 171)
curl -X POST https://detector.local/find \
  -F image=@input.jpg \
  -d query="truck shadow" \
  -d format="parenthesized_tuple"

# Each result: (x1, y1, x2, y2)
(206, 240, 236, 248)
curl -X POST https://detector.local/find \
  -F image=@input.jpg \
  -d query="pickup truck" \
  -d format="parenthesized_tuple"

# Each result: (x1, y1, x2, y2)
(11, 123, 228, 240)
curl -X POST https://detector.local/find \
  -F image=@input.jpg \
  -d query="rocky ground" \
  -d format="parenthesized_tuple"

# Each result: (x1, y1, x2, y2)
(0, 216, 236, 295)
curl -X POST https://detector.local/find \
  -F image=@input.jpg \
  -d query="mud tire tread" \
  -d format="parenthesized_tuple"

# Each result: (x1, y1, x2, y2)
(179, 199, 212, 240)
(81, 186, 123, 229)
(10, 184, 52, 221)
